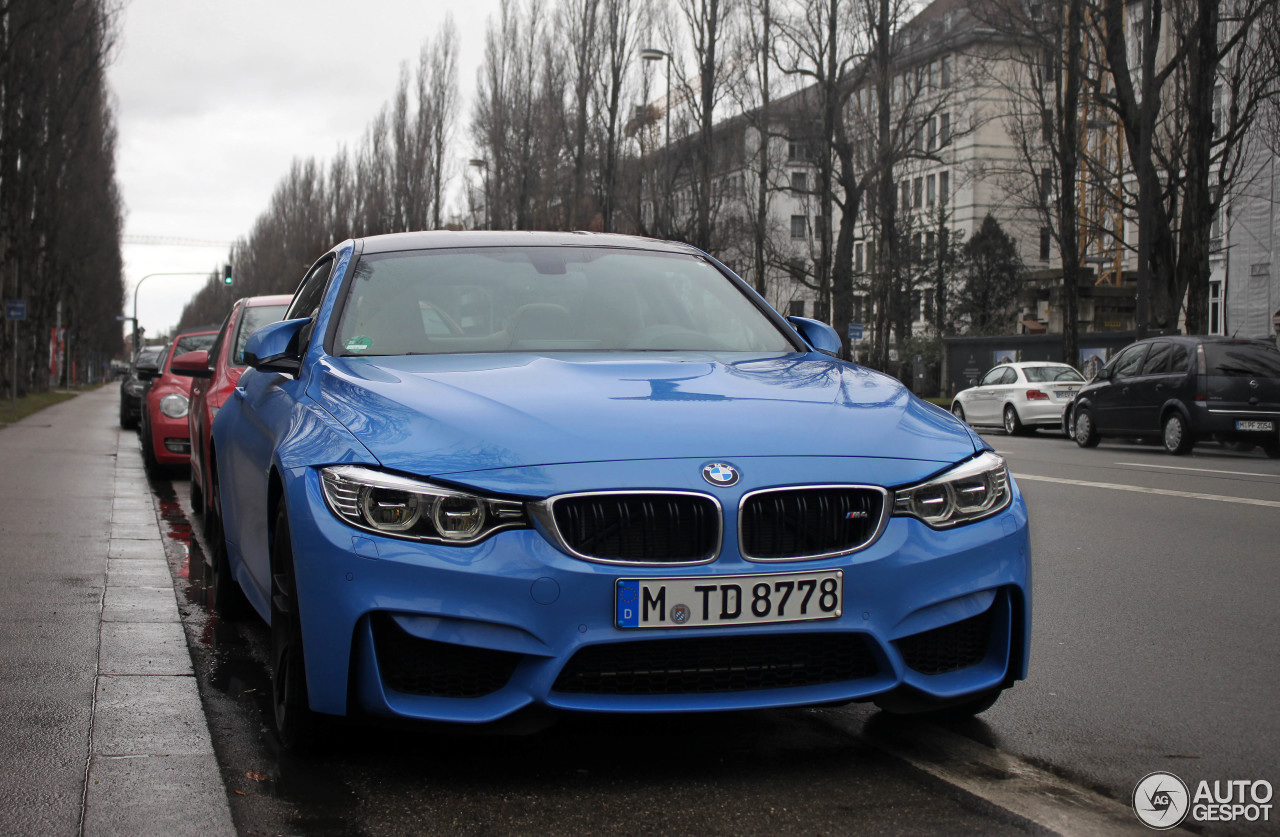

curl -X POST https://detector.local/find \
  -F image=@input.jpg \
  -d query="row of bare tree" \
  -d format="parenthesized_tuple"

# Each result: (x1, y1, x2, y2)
(177, 20, 460, 329)
(1, 0, 125, 396)
(182, 0, 1280, 371)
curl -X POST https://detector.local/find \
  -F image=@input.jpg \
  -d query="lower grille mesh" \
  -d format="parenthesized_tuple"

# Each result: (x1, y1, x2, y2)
(553, 633, 878, 695)
(894, 605, 994, 675)
(372, 614, 520, 698)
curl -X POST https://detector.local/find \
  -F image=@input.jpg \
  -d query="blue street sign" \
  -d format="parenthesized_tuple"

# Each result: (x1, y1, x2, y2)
(4, 300, 25, 321)
(847, 322, 864, 341)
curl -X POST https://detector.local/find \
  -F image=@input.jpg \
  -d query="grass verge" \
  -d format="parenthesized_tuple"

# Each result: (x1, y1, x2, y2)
(0, 389, 81, 428)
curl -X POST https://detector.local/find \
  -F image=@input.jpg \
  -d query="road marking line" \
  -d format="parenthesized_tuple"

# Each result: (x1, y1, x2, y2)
(1013, 473, 1280, 508)
(865, 722, 1174, 836)
(1114, 461, 1280, 480)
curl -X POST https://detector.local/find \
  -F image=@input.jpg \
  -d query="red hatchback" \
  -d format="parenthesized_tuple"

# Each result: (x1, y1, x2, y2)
(140, 328, 218, 472)
(181, 295, 291, 520)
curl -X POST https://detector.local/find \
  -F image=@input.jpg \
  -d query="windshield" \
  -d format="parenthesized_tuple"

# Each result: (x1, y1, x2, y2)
(333, 247, 794, 356)
(232, 304, 290, 366)
(1024, 366, 1084, 383)
(168, 333, 217, 370)
(1204, 343, 1280, 378)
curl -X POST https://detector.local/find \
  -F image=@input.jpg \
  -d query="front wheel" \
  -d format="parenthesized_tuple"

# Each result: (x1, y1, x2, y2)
(1074, 407, 1100, 448)
(207, 471, 249, 620)
(1003, 405, 1024, 436)
(1162, 412, 1193, 455)
(271, 508, 325, 750)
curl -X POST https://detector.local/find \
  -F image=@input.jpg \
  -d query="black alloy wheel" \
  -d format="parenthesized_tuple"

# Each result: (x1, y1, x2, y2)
(270, 508, 324, 750)
(1074, 407, 1100, 448)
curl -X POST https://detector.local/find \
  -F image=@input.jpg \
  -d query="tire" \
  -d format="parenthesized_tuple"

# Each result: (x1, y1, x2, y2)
(1162, 411, 1193, 455)
(119, 398, 133, 430)
(189, 467, 204, 516)
(951, 403, 966, 423)
(207, 469, 249, 620)
(1074, 407, 1100, 448)
(1003, 404, 1024, 436)
(141, 416, 159, 475)
(1261, 440, 1280, 460)
(271, 508, 325, 750)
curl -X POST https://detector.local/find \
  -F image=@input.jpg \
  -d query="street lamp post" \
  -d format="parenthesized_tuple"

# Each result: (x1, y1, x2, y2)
(640, 47, 671, 237)
(129, 271, 215, 358)
(469, 158, 490, 230)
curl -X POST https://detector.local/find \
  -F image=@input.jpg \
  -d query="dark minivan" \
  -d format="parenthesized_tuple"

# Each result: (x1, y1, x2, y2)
(1066, 336, 1280, 457)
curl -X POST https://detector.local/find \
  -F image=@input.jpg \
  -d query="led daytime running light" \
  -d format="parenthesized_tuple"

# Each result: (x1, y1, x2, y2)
(892, 451, 1011, 528)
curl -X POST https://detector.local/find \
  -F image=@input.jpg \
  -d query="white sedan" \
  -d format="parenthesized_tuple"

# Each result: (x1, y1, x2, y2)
(951, 362, 1086, 435)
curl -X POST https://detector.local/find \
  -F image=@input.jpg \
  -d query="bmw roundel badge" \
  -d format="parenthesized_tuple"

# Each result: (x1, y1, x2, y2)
(702, 462, 740, 487)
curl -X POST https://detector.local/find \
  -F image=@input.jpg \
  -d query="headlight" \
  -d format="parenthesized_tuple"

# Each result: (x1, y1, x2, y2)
(892, 451, 1011, 528)
(320, 465, 528, 545)
(159, 393, 189, 419)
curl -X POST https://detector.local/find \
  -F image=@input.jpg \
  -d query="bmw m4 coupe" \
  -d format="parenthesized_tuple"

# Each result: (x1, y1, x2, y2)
(210, 231, 1031, 747)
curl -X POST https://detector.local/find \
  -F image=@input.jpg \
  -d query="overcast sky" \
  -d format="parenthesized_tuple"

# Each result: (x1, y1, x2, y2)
(108, 0, 501, 340)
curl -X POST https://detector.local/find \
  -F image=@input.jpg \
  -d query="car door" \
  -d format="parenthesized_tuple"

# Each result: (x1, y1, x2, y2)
(1125, 341, 1177, 433)
(966, 366, 1011, 424)
(1092, 343, 1149, 433)
(223, 257, 335, 604)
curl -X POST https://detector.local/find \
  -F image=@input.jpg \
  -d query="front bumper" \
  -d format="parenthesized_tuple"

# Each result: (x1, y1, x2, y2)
(146, 409, 192, 465)
(281, 467, 1032, 723)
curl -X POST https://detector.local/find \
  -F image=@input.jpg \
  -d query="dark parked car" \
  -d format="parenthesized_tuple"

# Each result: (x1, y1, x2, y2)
(118, 347, 166, 429)
(1066, 336, 1280, 457)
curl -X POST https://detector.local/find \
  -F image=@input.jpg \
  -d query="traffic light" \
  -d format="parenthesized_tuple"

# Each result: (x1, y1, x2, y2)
(223, 264, 233, 285)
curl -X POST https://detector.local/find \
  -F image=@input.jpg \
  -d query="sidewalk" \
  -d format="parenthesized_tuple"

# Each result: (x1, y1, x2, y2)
(0, 385, 234, 836)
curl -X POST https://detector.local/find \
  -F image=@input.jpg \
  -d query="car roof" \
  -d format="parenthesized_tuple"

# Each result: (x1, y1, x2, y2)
(1001, 361, 1076, 368)
(355, 230, 700, 257)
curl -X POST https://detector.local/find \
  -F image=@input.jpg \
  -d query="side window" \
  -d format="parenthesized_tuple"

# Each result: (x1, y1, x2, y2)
(286, 257, 335, 348)
(1000, 367, 1018, 385)
(1112, 345, 1149, 379)
(1168, 343, 1190, 374)
(1142, 342, 1171, 375)
(979, 367, 1005, 386)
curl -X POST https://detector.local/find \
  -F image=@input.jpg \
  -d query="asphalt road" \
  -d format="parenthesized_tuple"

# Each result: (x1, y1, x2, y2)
(144, 426, 1280, 836)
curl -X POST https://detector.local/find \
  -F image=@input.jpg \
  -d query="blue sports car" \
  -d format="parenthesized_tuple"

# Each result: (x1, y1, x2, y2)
(211, 231, 1030, 747)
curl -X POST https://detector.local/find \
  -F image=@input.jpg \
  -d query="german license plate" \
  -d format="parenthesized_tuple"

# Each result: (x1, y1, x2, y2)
(1055, 390, 1076, 399)
(615, 570, 843, 629)
(1236, 420, 1274, 432)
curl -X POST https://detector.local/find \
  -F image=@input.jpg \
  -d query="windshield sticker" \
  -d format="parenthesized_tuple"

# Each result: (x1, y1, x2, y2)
(345, 336, 373, 353)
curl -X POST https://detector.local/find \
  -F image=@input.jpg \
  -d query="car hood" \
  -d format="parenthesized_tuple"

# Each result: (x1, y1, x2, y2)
(310, 352, 977, 477)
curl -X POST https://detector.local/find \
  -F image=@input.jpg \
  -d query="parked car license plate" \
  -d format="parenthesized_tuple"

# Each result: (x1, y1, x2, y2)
(1055, 390, 1077, 399)
(615, 570, 843, 629)
(1235, 420, 1274, 432)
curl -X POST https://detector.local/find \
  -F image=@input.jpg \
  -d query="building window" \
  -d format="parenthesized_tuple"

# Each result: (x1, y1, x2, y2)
(1209, 281, 1222, 334)
(911, 290, 923, 321)
(1040, 168, 1052, 205)
(913, 177, 923, 208)
(939, 171, 950, 205)
(1039, 227, 1052, 260)
(788, 258, 807, 283)
(941, 55, 952, 88)
(791, 171, 808, 192)
(1041, 109, 1052, 143)
(791, 215, 807, 239)
(927, 174, 936, 207)
(788, 140, 808, 161)
(789, 299, 805, 318)
(927, 117, 938, 151)
(924, 289, 935, 322)
(855, 243, 864, 272)
(900, 181, 910, 211)
(940, 113, 951, 147)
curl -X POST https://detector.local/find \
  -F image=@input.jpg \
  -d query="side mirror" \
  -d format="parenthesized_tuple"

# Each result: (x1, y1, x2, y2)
(243, 317, 309, 375)
(1095, 366, 1112, 382)
(135, 361, 160, 381)
(787, 316, 842, 357)
(171, 350, 212, 379)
